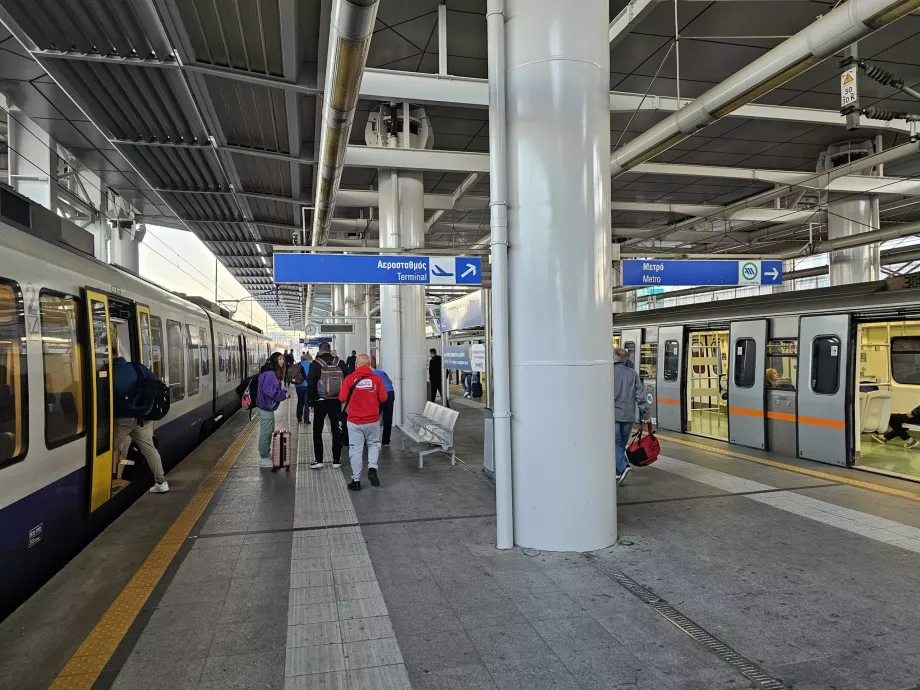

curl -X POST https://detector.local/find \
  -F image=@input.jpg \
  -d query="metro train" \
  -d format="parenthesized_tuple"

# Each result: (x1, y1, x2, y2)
(613, 276, 920, 484)
(0, 211, 272, 620)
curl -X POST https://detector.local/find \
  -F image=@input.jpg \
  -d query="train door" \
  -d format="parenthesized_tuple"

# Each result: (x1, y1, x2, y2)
(136, 304, 152, 368)
(797, 314, 851, 466)
(728, 320, 767, 450)
(84, 289, 114, 512)
(686, 328, 729, 440)
(621, 328, 643, 421)
(656, 326, 684, 431)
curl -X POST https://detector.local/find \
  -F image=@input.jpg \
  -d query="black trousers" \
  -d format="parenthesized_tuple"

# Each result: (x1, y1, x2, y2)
(381, 390, 395, 444)
(429, 380, 442, 403)
(295, 387, 309, 422)
(312, 399, 343, 463)
(885, 413, 913, 441)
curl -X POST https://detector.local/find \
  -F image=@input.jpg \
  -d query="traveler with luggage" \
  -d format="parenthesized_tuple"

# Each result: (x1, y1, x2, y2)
(613, 347, 649, 486)
(340, 354, 388, 491)
(293, 352, 312, 425)
(112, 339, 171, 493)
(372, 365, 395, 445)
(256, 352, 288, 468)
(307, 342, 348, 469)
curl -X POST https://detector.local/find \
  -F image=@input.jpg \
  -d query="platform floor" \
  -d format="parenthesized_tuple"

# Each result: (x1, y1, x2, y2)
(3, 397, 920, 689)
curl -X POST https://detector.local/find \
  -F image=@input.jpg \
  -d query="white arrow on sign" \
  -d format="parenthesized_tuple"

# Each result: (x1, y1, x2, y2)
(461, 264, 477, 278)
(765, 267, 779, 281)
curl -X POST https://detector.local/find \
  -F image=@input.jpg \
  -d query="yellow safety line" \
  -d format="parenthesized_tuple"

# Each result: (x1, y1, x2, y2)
(655, 432, 920, 504)
(49, 420, 257, 690)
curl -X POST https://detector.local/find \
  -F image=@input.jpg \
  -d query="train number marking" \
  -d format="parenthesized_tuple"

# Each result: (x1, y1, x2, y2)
(28, 523, 42, 548)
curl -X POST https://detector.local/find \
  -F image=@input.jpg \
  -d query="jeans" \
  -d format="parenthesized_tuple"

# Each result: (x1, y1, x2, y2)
(380, 390, 395, 444)
(295, 386, 309, 422)
(258, 408, 275, 459)
(114, 418, 165, 484)
(615, 421, 633, 475)
(347, 420, 381, 482)
(461, 372, 471, 393)
(885, 413, 913, 441)
(312, 399, 343, 463)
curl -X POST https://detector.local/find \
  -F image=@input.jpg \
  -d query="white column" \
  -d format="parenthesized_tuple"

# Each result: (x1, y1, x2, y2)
(506, 0, 615, 551)
(379, 169, 402, 424)
(331, 285, 345, 354)
(397, 170, 427, 426)
(343, 284, 368, 356)
(828, 194, 880, 285)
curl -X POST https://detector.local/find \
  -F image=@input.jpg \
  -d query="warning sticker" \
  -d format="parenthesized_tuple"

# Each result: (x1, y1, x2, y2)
(841, 67, 858, 109)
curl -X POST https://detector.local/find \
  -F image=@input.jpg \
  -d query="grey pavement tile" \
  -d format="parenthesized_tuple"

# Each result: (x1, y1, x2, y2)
(220, 598, 289, 626)
(289, 586, 337, 606)
(240, 541, 293, 560)
(130, 626, 215, 662)
(328, 542, 367, 556)
(287, 621, 342, 648)
(467, 623, 553, 664)
(285, 644, 346, 676)
(408, 664, 498, 690)
(340, 616, 396, 643)
(289, 601, 340, 625)
(247, 531, 299, 545)
(158, 578, 230, 607)
(344, 637, 403, 669)
(774, 658, 869, 690)
(331, 566, 376, 585)
(291, 570, 335, 588)
(337, 597, 389, 620)
(509, 590, 586, 623)
(291, 558, 333, 574)
(399, 629, 483, 673)
(282, 672, 347, 690)
(227, 575, 291, 600)
(346, 664, 412, 690)
(235, 556, 291, 579)
(554, 646, 665, 689)
(180, 544, 243, 563)
(210, 617, 287, 658)
(331, 554, 373, 570)
(334, 580, 383, 601)
(823, 646, 920, 690)
(171, 558, 238, 585)
(488, 569, 561, 596)
(531, 613, 621, 657)
(450, 595, 528, 630)
(543, 564, 625, 596)
(198, 650, 285, 689)
(293, 546, 333, 560)
(144, 601, 224, 636)
(485, 656, 580, 690)
(110, 655, 205, 690)
(191, 535, 246, 549)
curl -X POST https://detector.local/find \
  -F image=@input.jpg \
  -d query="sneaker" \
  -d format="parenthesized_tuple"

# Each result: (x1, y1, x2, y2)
(368, 468, 380, 487)
(149, 481, 169, 493)
(296, 418, 302, 424)
(617, 467, 631, 486)
(907, 439, 919, 449)
(332, 461, 342, 469)
(305, 420, 311, 425)
(871, 434, 888, 444)
(347, 480, 361, 491)
(310, 462, 324, 470)
(260, 457, 273, 468)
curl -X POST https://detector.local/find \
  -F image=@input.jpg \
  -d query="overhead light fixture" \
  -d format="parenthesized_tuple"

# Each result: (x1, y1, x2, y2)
(260, 256, 267, 266)
(256, 244, 263, 254)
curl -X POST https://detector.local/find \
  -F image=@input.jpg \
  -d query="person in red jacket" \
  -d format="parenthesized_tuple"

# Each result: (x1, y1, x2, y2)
(340, 354, 388, 491)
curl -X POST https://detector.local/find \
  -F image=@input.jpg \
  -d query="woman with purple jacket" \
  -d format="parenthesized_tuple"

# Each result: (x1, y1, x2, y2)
(257, 352, 288, 468)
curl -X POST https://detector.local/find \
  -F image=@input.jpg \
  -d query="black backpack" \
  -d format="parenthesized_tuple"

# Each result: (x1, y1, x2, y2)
(236, 374, 260, 410)
(128, 362, 170, 421)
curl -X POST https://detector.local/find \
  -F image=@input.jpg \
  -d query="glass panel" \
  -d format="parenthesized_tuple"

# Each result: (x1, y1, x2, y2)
(766, 338, 797, 390)
(186, 324, 200, 397)
(663, 340, 679, 382)
(90, 299, 111, 455)
(891, 337, 920, 384)
(734, 338, 756, 389)
(150, 315, 164, 380)
(811, 336, 841, 395)
(40, 292, 85, 446)
(139, 311, 151, 368)
(0, 281, 27, 466)
(624, 341, 636, 367)
(199, 327, 210, 377)
(166, 319, 185, 401)
(639, 343, 657, 380)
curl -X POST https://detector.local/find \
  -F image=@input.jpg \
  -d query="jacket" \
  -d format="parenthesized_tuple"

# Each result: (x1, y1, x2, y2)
(428, 355, 442, 383)
(256, 366, 287, 411)
(307, 353, 348, 403)
(614, 360, 648, 423)
(112, 357, 158, 419)
(339, 366, 387, 425)
(294, 360, 310, 388)
(372, 368, 394, 393)
(345, 355, 357, 373)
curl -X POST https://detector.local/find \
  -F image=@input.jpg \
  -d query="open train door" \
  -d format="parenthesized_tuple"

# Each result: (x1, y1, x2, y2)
(797, 314, 851, 466)
(84, 289, 114, 511)
(656, 326, 684, 432)
(728, 319, 767, 450)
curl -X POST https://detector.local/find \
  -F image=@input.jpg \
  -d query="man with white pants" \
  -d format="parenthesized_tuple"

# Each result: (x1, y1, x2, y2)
(339, 355, 388, 491)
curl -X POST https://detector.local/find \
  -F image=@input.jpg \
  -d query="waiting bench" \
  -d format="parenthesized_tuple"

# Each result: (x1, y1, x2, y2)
(401, 402, 460, 468)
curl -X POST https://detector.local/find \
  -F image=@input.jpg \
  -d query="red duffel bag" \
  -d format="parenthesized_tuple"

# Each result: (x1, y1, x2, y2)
(626, 421, 660, 467)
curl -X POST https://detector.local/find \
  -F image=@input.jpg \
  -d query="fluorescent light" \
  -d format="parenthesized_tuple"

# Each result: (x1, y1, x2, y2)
(256, 244, 263, 254)
(260, 256, 267, 266)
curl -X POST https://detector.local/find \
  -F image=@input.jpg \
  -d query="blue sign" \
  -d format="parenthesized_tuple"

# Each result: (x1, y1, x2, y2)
(444, 345, 473, 371)
(622, 259, 783, 287)
(440, 290, 484, 332)
(274, 254, 482, 286)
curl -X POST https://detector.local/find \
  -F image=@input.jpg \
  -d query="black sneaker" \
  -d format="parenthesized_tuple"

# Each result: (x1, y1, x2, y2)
(347, 480, 361, 491)
(310, 461, 323, 470)
(368, 468, 380, 487)
(332, 461, 342, 468)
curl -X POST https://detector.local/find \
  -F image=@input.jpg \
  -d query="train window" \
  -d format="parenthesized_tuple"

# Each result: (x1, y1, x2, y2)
(624, 342, 636, 367)
(185, 324, 200, 397)
(150, 315, 164, 381)
(40, 291, 85, 448)
(639, 343, 657, 380)
(0, 279, 28, 467)
(891, 337, 920, 385)
(166, 319, 185, 402)
(139, 311, 152, 368)
(199, 327, 210, 378)
(766, 339, 797, 391)
(811, 336, 841, 395)
(663, 340, 680, 382)
(733, 338, 756, 389)
(216, 332, 225, 373)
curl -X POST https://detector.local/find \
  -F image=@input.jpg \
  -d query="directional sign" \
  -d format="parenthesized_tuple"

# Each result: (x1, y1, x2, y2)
(273, 254, 482, 286)
(622, 260, 783, 287)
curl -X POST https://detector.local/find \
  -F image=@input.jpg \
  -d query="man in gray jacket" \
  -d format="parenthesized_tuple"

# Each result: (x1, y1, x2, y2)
(614, 347, 649, 485)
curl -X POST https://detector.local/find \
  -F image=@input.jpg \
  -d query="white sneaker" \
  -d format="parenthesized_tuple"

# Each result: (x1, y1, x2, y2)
(332, 461, 342, 469)
(617, 467, 631, 486)
(260, 457, 273, 468)
(149, 481, 169, 493)
(871, 434, 888, 444)
(907, 439, 918, 449)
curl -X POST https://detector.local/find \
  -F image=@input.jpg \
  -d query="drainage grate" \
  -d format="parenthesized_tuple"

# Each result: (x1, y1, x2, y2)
(584, 554, 789, 690)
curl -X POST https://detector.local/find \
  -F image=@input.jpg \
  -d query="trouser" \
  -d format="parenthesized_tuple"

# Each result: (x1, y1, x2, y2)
(885, 413, 913, 441)
(430, 380, 442, 403)
(114, 418, 165, 484)
(295, 387, 310, 422)
(313, 399, 343, 463)
(381, 391, 395, 445)
(347, 420, 381, 482)
(257, 408, 275, 458)
(461, 372, 471, 393)
(614, 421, 633, 475)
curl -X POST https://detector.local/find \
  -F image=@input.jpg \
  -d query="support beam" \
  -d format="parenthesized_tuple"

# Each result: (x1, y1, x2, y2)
(609, 0, 660, 46)
(344, 145, 490, 173)
(611, 201, 816, 223)
(427, 172, 482, 229)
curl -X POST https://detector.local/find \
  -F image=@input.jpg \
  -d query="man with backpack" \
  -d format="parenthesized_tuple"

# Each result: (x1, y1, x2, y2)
(284, 349, 296, 385)
(307, 342, 348, 470)
(293, 352, 312, 425)
(112, 340, 169, 493)
(372, 365, 395, 446)
(340, 354, 387, 491)
(614, 347, 649, 486)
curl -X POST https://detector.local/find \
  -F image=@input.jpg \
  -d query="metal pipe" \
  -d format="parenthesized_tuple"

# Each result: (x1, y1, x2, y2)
(780, 219, 920, 259)
(487, 0, 513, 550)
(610, 0, 920, 176)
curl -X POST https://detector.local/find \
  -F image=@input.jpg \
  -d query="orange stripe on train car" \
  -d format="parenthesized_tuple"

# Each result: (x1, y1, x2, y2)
(656, 397, 680, 405)
(728, 407, 763, 418)
(766, 411, 796, 422)
(798, 415, 846, 430)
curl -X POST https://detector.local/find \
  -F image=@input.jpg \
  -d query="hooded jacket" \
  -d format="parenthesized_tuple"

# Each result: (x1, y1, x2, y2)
(339, 366, 387, 425)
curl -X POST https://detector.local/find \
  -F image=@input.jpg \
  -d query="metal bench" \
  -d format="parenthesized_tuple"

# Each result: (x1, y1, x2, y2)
(401, 402, 460, 468)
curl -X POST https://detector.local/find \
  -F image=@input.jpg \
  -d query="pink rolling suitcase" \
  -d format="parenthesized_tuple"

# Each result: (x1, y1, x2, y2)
(271, 430, 291, 472)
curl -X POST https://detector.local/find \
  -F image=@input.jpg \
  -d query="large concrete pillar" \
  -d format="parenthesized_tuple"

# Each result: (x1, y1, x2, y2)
(828, 194, 880, 285)
(506, 0, 615, 551)
(331, 285, 345, 354)
(397, 171, 427, 425)
(379, 169, 401, 422)
(343, 284, 368, 356)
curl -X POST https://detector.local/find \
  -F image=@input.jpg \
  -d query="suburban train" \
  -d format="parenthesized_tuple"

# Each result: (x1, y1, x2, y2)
(613, 276, 920, 485)
(0, 195, 272, 620)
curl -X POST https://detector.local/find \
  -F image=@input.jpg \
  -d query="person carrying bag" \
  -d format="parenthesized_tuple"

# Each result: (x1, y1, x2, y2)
(626, 420, 660, 467)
